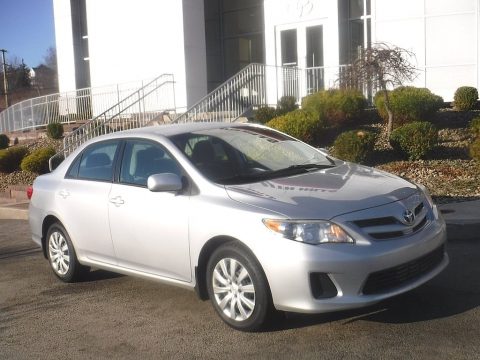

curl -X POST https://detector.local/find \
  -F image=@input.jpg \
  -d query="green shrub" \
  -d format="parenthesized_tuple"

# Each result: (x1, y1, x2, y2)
(469, 117, 480, 139)
(389, 122, 438, 160)
(47, 122, 64, 139)
(470, 138, 480, 161)
(0, 134, 9, 149)
(13, 137, 19, 145)
(302, 89, 366, 127)
(374, 87, 443, 128)
(21, 146, 56, 174)
(255, 106, 277, 124)
(454, 86, 478, 111)
(276, 96, 299, 116)
(267, 109, 320, 144)
(0, 146, 29, 173)
(332, 130, 376, 164)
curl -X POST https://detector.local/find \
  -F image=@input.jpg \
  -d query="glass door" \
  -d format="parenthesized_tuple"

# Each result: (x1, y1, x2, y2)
(305, 25, 324, 92)
(276, 21, 326, 98)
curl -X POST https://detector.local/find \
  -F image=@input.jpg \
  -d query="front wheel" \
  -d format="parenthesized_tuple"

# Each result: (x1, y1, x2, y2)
(46, 222, 89, 282)
(206, 242, 274, 331)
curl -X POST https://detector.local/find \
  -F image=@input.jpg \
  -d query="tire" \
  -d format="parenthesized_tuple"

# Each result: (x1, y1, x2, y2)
(46, 222, 89, 282)
(206, 242, 275, 331)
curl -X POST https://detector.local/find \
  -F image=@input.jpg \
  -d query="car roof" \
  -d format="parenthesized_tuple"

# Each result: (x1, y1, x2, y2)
(99, 122, 260, 139)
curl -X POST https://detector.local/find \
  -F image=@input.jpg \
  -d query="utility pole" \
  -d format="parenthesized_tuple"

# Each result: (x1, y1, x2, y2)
(0, 49, 8, 108)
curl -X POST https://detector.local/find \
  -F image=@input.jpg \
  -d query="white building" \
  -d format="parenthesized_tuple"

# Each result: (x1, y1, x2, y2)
(53, 0, 480, 109)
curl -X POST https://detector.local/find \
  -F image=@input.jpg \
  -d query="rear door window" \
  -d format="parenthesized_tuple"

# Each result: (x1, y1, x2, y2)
(77, 141, 119, 182)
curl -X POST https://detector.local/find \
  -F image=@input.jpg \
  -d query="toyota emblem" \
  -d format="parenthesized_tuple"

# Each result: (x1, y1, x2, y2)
(402, 209, 415, 225)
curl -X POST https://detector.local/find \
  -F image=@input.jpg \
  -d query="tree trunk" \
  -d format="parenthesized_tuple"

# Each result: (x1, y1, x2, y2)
(382, 88, 394, 135)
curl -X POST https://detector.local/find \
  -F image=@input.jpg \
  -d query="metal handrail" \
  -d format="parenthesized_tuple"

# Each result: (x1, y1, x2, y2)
(62, 74, 175, 156)
(49, 74, 176, 170)
(0, 77, 167, 133)
(173, 63, 350, 124)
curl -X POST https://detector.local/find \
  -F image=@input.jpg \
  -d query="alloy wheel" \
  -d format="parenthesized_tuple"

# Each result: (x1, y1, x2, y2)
(48, 231, 70, 276)
(212, 258, 256, 321)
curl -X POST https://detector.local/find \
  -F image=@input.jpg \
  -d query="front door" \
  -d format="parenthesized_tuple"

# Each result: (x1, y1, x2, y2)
(276, 21, 325, 95)
(108, 139, 191, 282)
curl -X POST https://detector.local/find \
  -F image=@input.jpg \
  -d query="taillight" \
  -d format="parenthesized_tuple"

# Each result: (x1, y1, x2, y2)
(27, 186, 33, 200)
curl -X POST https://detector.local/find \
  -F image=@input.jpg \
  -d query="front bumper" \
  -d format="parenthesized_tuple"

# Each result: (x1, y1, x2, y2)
(259, 210, 448, 314)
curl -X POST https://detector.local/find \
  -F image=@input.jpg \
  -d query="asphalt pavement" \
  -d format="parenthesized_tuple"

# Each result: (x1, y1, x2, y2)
(1, 219, 480, 359)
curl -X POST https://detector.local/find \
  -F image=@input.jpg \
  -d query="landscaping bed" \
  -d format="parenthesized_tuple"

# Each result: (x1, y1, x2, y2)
(334, 109, 480, 203)
(1, 105, 479, 204)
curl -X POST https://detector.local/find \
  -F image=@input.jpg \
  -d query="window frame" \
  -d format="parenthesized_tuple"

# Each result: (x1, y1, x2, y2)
(114, 138, 186, 189)
(64, 139, 121, 183)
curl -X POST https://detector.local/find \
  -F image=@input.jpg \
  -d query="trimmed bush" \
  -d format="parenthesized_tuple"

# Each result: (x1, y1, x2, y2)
(0, 134, 9, 149)
(276, 96, 298, 116)
(470, 138, 480, 162)
(267, 109, 320, 144)
(13, 137, 19, 145)
(374, 87, 443, 128)
(302, 89, 367, 127)
(332, 130, 376, 164)
(389, 122, 438, 160)
(454, 86, 478, 111)
(21, 146, 56, 174)
(0, 146, 29, 173)
(47, 122, 64, 139)
(469, 117, 480, 138)
(255, 106, 277, 124)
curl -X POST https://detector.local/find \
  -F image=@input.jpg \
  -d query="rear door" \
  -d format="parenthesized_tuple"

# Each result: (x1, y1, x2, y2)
(57, 140, 120, 264)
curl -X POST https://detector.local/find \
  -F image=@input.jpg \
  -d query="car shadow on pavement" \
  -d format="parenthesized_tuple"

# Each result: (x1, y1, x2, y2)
(271, 240, 480, 331)
(78, 269, 125, 283)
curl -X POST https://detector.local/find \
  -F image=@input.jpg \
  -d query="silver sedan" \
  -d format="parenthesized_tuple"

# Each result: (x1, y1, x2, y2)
(29, 123, 448, 331)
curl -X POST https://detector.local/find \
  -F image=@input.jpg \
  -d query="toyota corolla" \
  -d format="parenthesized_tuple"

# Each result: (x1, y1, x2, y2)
(29, 123, 448, 331)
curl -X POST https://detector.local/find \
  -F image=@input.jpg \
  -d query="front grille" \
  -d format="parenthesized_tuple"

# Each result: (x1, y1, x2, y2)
(351, 201, 429, 240)
(362, 245, 445, 295)
(414, 202, 424, 216)
(353, 217, 397, 228)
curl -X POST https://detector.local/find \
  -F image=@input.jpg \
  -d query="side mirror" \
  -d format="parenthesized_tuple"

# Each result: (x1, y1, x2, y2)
(147, 173, 183, 192)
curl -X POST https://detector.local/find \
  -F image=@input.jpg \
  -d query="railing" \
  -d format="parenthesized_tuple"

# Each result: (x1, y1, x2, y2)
(0, 77, 163, 133)
(59, 74, 175, 158)
(174, 63, 266, 123)
(174, 63, 351, 124)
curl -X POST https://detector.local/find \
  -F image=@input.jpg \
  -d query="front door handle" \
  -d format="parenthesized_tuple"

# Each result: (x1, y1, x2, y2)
(109, 196, 125, 206)
(58, 190, 70, 199)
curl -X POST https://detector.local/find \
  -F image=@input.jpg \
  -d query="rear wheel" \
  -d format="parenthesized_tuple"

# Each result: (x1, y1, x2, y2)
(46, 223, 89, 282)
(206, 242, 275, 331)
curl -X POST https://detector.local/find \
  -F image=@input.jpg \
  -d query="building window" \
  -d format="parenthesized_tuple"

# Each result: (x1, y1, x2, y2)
(339, 0, 372, 64)
(204, 0, 265, 91)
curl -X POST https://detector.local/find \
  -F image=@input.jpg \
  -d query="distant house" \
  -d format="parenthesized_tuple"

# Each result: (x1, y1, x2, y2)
(53, 0, 480, 107)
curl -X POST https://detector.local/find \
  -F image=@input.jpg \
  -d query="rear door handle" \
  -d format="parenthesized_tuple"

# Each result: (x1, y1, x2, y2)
(109, 196, 125, 206)
(58, 190, 70, 199)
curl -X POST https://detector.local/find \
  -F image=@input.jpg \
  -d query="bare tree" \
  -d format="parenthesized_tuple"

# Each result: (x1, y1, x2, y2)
(43, 47, 57, 71)
(339, 43, 418, 134)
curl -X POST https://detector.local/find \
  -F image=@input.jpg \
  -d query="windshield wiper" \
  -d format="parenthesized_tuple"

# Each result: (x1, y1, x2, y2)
(285, 163, 335, 171)
(220, 163, 335, 184)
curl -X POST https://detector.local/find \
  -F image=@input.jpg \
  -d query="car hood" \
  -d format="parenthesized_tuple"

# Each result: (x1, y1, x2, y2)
(225, 162, 418, 219)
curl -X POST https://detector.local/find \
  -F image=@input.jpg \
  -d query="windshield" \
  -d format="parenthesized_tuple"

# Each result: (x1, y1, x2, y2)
(169, 126, 334, 185)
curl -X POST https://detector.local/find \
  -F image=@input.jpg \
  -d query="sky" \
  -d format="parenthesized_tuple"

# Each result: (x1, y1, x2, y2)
(0, 0, 55, 68)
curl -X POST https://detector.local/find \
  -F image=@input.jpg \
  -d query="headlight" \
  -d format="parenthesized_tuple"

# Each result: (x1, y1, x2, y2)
(263, 219, 354, 245)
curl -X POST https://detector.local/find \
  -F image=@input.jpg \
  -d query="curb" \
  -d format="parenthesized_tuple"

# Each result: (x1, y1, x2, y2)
(0, 203, 29, 220)
(0, 207, 29, 220)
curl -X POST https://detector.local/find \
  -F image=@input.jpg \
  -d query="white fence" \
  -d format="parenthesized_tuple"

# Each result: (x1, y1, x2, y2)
(0, 77, 168, 133)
